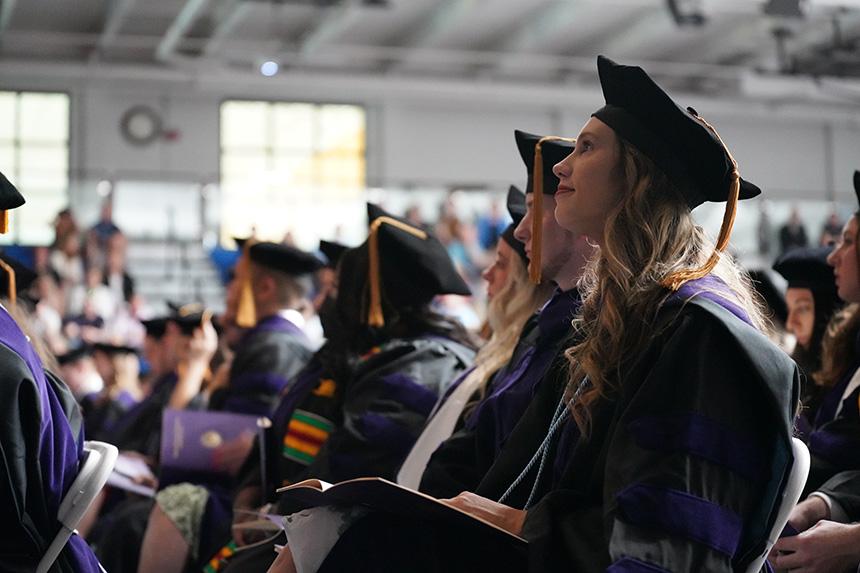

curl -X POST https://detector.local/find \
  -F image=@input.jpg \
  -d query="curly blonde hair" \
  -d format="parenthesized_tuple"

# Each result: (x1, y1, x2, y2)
(566, 137, 766, 434)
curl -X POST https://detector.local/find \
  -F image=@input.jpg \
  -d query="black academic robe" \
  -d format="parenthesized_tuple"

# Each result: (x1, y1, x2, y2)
(212, 335, 475, 573)
(420, 289, 579, 498)
(321, 296, 798, 573)
(0, 307, 102, 572)
(208, 314, 313, 416)
(817, 470, 860, 522)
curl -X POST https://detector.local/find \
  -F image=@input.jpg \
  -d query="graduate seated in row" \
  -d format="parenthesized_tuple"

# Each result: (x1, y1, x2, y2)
(396, 184, 555, 489)
(0, 172, 104, 572)
(771, 245, 841, 438)
(796, 173, 860, 496)
(770, 171, 860, 572)
(133, 205, 477, 573)
(417, 130, 591, 497)
(268, 55, 799, 573)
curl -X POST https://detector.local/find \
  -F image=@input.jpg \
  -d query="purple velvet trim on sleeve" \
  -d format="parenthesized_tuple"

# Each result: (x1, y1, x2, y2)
(355, 412, 416, 457)
(0, 307, 103, 572)
(627, 413, 766, 482)
(378, 373, 438, 417)
(615, 483, 743, 557)
(808, 428, 860, 468)
(230, 371, 291, 394)
(607, 557, 672, 572)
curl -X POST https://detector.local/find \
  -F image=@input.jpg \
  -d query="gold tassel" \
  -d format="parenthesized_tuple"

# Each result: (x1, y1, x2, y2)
(0, 211, 8, 234)
(661, 115, 740, 292)
(367, 216, 427, 327)
(235, 240, 258, 328)
(0, 258, 16, 306)
(530, 136, 576, 285)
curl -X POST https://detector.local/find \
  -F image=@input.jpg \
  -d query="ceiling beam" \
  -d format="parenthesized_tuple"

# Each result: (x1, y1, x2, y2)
(590, 9, 677, 59)
(94, 0, 136, 56)
(0, 0, 17, 36)
(496, 0, 583, 53)
(155, 0, 212, 62)
(401, 0, 476, 48)
(202, 0, 252, 57)
(298, 0, 364, 57)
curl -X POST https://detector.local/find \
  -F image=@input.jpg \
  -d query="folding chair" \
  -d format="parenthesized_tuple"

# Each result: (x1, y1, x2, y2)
(36, 440, 118, 573)
(744, 437, 811, 573)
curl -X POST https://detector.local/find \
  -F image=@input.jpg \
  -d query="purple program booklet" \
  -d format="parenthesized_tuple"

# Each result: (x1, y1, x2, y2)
(160, 409, 264, 480)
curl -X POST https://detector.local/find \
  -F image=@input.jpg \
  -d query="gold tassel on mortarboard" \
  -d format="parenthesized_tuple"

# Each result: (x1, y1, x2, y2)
(235, 240, 258, 328)
(530, 136, 576, 285)
(367, 216, 427, 328)
(0, 258, 16, 306)
(660, 115, 739, 292)
(0, 211, 8, 235)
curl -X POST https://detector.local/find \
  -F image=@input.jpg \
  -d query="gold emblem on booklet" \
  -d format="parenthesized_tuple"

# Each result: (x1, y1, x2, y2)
(200, 430, 223, 449)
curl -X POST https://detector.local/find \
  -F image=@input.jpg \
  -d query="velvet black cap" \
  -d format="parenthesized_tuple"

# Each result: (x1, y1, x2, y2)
(592, 55, 760, 209)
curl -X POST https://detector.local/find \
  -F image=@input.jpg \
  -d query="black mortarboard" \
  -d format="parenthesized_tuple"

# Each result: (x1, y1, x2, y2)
(319, 240, 349, 269)
(57, 345, 92, 366)
(501, 186, 527, 263)
(248, 242, 323, 276)
(364, 203, 471, 326)
(234, 236, 249, 250)
(773, 246, 837, 294)
(0, 171, 23, 235)
(853, 171, 860, 213)
(0, 254, 37, 301)
(592, 55, 760, 209)
(91, 342, 138, 356)
(747, 269, 788, 325)
(514, 131, 575, 196)
(514, 130, 576, 284)
(167, 301, 211, 335)
(592, 55, 760, 291)
(142, 317, 168, 339)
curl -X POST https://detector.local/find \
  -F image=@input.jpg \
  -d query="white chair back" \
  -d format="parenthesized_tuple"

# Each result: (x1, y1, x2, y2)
(36, 440, 118, 573)
(744, 437, 810, 573)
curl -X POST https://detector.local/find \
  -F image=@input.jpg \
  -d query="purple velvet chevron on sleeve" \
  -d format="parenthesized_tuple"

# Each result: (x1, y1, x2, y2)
(607, 557, 672, 572)
(615, 483, 743, 558)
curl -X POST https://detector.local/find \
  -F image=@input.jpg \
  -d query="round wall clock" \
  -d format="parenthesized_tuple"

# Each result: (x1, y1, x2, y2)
(120, 105, 163, 146)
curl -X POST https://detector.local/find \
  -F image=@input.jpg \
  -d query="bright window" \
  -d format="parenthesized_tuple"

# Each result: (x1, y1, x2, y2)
(220, 101, 366, 247)
(0, 91, 70, 245)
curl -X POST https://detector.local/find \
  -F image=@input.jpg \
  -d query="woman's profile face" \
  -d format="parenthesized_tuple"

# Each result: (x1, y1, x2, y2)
(784, 287, 815, 349)
(481, 239, 513, 301)
(827, 215, 860, 303)
(552, 117, 626, 244)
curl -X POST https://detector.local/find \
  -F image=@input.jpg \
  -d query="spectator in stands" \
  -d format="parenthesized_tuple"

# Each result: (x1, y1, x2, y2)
(87, 198, 122, 268)
(820, 210, 843, 247)
(476, 199, 508, 250)
(780, 205, 810, 254)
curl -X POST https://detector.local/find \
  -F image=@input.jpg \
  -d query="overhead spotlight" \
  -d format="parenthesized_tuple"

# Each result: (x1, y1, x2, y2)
(260, 60, 279, 77)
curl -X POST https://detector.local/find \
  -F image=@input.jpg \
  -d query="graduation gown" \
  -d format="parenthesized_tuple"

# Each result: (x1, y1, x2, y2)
(804, 351, 860, 493)
(108, 371, 182, 460)
(0, 306, 102, 573)
(321, 289, 799, 573)
(209, 335, 474, 573)
(208, 314, 313, 416)
(816, 470, 860, 522)
(420, 288, 580, 498)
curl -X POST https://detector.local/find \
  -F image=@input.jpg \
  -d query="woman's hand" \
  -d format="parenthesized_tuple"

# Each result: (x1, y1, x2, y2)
(266, 544, 296, 573)
(440, 491, 526, 536)
(770, 520, 860, 573)
(789, 496, 831, 533)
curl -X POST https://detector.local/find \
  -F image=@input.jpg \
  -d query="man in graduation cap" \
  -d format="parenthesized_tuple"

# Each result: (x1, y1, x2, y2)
(81, 341, 142, 441)
(210, 241, 321, 415)
(0, 172, 104, 571)
(418, 131, 593, 498)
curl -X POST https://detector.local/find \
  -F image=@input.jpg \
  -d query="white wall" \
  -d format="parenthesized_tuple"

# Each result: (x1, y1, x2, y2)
(1, 59, 859, 233)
